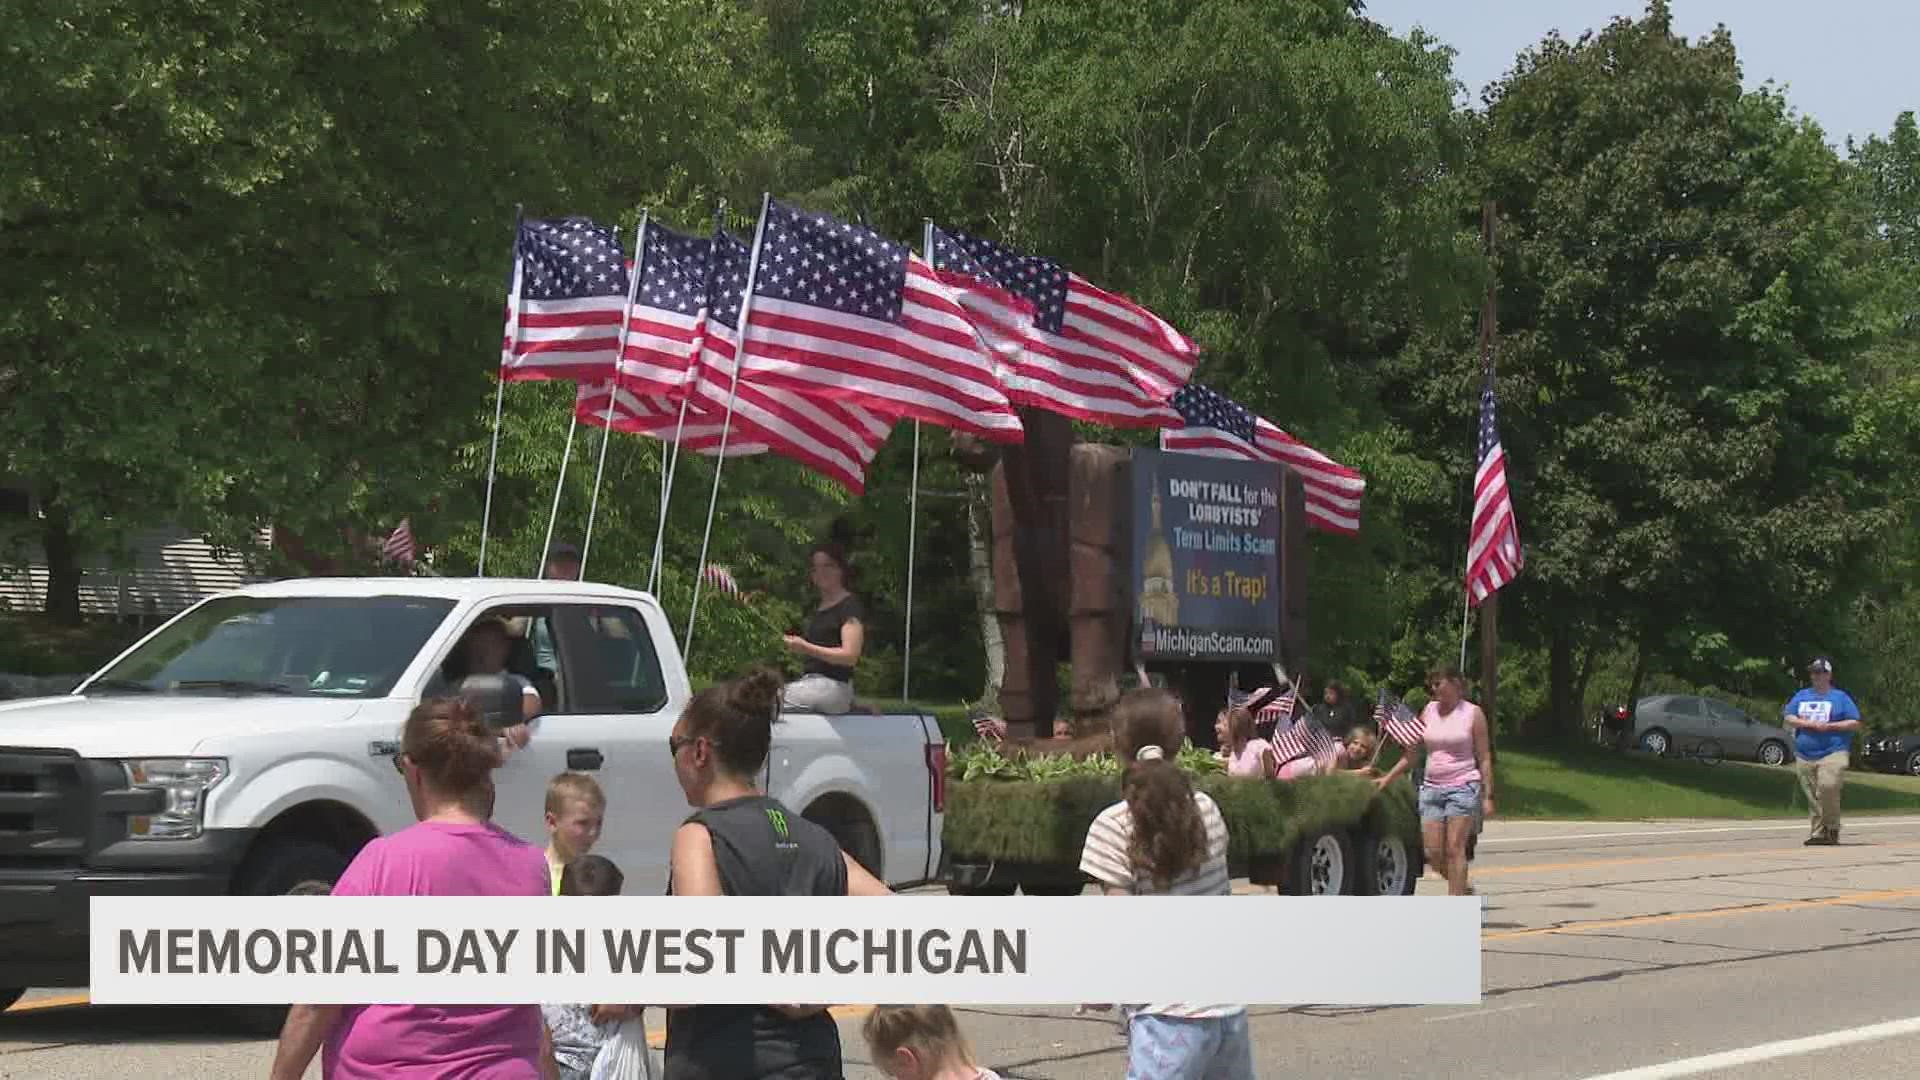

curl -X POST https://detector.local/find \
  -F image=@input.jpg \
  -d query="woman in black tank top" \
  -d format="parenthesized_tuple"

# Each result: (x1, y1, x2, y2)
(664, 668, 891, 1080)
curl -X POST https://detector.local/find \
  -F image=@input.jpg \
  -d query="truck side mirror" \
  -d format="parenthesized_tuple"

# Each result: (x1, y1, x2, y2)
(456, 673, 526, 732)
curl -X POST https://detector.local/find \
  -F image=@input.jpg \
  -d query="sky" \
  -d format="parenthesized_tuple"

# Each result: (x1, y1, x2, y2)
(1361, 0, 1917, 150)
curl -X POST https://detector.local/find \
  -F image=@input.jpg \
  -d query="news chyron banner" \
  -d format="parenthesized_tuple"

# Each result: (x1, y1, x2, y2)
(91, 896, 1482, 1005)
(1132, 447, 1282, 663)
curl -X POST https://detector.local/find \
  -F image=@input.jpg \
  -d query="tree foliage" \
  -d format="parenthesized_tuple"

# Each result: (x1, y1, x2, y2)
(8, 0, 1919, 728)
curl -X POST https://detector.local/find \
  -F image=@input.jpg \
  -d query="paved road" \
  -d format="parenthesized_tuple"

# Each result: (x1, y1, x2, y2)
(6, 814, 1920, 1078)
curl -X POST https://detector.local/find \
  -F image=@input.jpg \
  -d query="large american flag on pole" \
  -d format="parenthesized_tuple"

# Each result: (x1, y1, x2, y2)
(737, 200, 1024, 442)
(500, 217, 630, 382)
(927, 225, 1197, 429)
(587, 222, 892, 493)
(1467, 370, 1522, 605)
(1160, 383, 1368, 536)
(573, 380, 768, 457)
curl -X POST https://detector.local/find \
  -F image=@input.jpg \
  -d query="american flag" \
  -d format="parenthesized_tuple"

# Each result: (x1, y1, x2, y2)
(381, 519, 415, 566)
(700, 565, 742, 597)
(593, 223, 893, 494)
(1377, 696, 1426, 748)
(736, 200, 1024, 442)
(574, 380, 769, 457)
(612, 222, 718, 398)
(927, 225, 1196, 428)
(500, 217, 631, 382)
(1160, 383, 1368, 536)
(1467, 371, 1523, 605)
(1271, 713, 1338, 774)
(1256, 688, 1297, 729)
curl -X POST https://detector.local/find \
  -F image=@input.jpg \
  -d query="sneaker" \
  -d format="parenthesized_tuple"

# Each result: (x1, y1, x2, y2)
(1804, 833, 1836, 846)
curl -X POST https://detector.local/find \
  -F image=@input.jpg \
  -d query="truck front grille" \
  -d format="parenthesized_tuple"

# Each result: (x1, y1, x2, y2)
(0, 748, 91, 867)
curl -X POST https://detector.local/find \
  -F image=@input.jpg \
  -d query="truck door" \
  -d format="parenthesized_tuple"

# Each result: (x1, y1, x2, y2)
(546, 602, 685, 895)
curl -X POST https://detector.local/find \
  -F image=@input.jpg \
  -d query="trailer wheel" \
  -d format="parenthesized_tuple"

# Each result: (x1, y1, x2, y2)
(1286, 827, 1356, 896)
(1357, 831, 1420, 896)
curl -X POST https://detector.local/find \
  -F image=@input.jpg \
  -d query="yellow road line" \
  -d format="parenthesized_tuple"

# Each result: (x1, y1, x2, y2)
(1475, 840, 1920, 877)
(3, 993, 91, 1014)
(1484, 886, 1920, 940)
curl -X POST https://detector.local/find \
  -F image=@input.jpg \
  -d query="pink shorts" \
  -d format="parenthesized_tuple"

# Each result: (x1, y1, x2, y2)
(1276, 757, 1316, 781)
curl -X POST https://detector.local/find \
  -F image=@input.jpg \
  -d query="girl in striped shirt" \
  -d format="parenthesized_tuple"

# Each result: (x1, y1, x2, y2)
(1078, 688, 1255, 1080)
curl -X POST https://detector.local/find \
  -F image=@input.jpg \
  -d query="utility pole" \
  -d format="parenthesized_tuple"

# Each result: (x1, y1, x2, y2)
(1478, 198, 1501, 739)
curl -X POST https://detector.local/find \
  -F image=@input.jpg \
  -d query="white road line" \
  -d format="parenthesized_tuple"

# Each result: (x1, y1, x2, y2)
(1422, 1001, 1538, 1023)
(1481, 819, 1920, 845)
(1577, 1015, 1920, 1079)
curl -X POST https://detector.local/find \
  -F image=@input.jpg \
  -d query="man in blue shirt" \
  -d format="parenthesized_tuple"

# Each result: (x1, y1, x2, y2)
(1782, 657, 1862, 846)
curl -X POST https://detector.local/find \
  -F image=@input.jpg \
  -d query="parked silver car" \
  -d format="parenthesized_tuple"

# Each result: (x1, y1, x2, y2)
(1632, 694, 1795, 766)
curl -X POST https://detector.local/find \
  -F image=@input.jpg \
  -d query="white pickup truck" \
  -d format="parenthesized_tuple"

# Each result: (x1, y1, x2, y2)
(0, 577, 948, 1013)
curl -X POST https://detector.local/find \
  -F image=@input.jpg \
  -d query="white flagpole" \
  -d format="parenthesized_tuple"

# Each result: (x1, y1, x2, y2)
(583, 211, 649, 579)
(901, 220, 936, 701)
(647, 202, 725, 598)
(479, 204, 524, 577)
(538, 413, 577, 579)
(684, 192, 772, 658)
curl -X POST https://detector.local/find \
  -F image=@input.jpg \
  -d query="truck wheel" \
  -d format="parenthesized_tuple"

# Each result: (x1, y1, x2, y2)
(226, 840, 350, 1034)
(1356, 831, 1420, 896)
(1286, 828, 1356, 896)
(0, 987, 24, 1013)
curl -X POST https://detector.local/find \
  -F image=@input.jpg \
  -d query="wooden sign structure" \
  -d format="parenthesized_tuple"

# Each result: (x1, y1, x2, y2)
(977, 412, 1308, 747)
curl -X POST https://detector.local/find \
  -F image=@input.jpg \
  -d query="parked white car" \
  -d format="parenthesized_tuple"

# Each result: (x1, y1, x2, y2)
(0, 577, 947, 1014)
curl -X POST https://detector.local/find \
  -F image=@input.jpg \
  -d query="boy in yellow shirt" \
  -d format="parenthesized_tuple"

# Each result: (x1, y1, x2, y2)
(544, 773, 605, 895)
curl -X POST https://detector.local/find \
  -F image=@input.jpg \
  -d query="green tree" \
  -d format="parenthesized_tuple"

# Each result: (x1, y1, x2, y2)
(1, 0, 743, 620)
(1391, 2, 1894, 732)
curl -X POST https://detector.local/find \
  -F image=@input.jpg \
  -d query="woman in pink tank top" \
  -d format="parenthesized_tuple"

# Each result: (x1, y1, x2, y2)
(1374, 666, 1494, 896)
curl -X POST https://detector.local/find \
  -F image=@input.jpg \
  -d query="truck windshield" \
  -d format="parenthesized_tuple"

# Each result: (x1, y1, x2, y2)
(86, 595, 457, 698)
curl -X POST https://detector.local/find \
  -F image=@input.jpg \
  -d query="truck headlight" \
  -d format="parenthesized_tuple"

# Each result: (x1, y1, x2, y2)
(123, 758, 228, 839)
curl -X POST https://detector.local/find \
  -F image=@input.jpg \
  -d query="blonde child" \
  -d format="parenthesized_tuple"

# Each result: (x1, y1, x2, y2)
(544, 772, 605, 895)
(862, 1005, 1001, 1080)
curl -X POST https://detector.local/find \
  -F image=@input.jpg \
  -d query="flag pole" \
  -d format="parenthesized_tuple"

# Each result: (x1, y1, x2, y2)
(684, 192, 771, 659)
(583, 210, 649, 579)
(647, 201, 725, 598)
(538, 413, 577, 578)
(1477, 198, 1501, 735)
(901, 221, 936, 701)
(479, 204, 524, 577)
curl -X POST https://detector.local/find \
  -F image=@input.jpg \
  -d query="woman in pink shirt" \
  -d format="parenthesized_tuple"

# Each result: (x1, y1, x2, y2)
(1373, 666, 1494, 896)
(270, 697, 556, 1080)
(1214, 705, 1277, 778)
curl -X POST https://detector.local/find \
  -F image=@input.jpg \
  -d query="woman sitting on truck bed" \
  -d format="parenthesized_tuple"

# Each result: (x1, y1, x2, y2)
(780, 542, 864, 714)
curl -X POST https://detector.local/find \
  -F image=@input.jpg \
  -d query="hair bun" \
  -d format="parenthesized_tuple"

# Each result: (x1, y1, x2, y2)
(727, 666, 785, 725)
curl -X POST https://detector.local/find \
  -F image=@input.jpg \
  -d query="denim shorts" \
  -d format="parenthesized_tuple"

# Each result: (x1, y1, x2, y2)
(1418, 780, 1482, 821)
(1127, 1012, 1255, 1080)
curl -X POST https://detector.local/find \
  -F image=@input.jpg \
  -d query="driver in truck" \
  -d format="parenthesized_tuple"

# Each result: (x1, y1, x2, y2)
(454, 619, 540, 749)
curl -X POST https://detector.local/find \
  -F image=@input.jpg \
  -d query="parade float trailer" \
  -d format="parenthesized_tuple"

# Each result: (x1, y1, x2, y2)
(939, 436, 1422, 897)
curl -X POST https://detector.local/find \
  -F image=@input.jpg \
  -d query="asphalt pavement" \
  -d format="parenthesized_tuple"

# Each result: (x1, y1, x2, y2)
(6, 813, 1920, 1078)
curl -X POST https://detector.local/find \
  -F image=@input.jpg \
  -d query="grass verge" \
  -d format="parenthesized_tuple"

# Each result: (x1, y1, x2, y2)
(1492, 740, 1920, 819)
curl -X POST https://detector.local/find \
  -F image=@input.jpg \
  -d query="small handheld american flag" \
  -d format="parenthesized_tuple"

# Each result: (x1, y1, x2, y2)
(701, 565, 741, 597)
(1270, 714, 1338, 775)
(382, 519, 415, 567)
(1376, 690, 1426, 748)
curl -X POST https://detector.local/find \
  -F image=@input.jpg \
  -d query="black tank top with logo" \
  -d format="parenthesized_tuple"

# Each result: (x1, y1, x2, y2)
(664, 794, 849, 1080)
